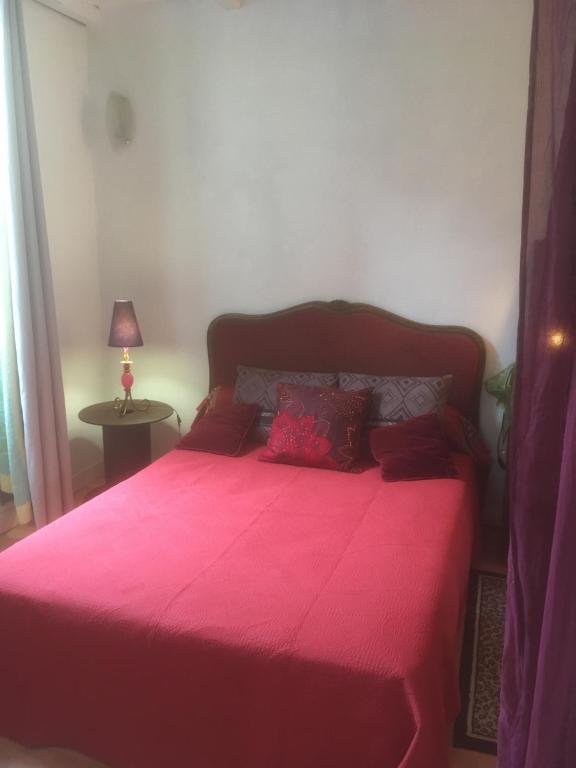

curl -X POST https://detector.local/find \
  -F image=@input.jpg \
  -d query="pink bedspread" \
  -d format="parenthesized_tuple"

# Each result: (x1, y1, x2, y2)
(0, 447, 478, 768)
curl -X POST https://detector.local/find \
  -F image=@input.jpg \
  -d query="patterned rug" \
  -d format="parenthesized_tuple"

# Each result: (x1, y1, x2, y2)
(454, 570, 507, 754)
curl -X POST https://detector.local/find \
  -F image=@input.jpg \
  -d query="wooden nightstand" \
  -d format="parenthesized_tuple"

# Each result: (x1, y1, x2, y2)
(79, 400, 174, 487)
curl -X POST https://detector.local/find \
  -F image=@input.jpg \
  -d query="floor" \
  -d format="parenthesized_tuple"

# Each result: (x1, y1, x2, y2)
(0, 523, 504, 768)
(452, 749, 496, 767)
(0, 522, 35, 553)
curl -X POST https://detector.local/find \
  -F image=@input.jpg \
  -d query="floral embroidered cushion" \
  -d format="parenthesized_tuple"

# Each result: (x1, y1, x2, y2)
(260, 383, 371, 472)
(234, 366, 338, 443)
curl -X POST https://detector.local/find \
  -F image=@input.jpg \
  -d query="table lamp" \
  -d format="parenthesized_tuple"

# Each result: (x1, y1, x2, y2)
(108, 299, 145, 417)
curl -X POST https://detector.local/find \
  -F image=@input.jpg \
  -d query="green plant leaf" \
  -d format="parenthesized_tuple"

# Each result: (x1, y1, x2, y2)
(485, 363, 515, 409)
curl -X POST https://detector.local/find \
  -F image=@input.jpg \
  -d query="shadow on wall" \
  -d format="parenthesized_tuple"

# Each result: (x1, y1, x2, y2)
(69, 436, 104, 497)
(152, 419, 181, 461)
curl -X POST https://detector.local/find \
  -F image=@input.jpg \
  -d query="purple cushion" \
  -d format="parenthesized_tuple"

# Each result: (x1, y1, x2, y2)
(234, 366, 338, 442)
(339, 372, 452, 426)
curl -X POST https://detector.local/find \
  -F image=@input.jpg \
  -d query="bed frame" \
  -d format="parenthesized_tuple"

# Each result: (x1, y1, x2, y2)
(207, 300, 486, 426)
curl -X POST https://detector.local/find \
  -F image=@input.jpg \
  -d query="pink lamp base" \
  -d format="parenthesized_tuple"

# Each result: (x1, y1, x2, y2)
(114, 350, 150, 417)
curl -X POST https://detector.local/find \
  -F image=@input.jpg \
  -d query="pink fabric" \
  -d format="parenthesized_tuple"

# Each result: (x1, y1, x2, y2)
(0, 448, 478, 768)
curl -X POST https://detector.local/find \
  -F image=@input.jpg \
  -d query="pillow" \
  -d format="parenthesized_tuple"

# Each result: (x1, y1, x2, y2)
(234, 366, 338, 443)
(193, 385, 235, 425)
(260, 382, 371, 472)
(339, 372, 453, 427)
(369, 413, 458, 481)
(178, 402, 258, 456)
(442, 405, 491, 493)
(442, 405, 490, 465)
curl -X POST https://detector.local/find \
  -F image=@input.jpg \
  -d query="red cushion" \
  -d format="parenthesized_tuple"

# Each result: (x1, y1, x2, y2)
(442, 405, 490, 465)
(260, 383, 371, 472)
(193, 385, 236, 425)
(178, 402, 258, 456)
(370, 413, 458, 481)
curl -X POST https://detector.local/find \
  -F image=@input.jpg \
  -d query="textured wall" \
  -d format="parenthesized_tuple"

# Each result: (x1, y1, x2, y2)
(91, 0, 529, 516)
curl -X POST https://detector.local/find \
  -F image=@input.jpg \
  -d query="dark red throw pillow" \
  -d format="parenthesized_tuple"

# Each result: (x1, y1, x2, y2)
(193, 385, 235, 425)
(178, 402, 258, 456)
(260, 383, 371, 472)
(370, 413, 458, 481)
(442, 405, 491, 466)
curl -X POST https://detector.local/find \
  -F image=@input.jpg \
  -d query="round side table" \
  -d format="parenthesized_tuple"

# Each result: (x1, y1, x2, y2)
(79, 400, 174, 487)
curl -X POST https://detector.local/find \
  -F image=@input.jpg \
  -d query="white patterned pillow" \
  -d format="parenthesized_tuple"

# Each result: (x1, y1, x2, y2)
(234, 366, 338, 442)
(338, 372, 453, 427)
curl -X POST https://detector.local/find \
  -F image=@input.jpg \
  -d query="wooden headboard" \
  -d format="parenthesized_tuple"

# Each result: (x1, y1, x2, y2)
(207, 300, 486, 426)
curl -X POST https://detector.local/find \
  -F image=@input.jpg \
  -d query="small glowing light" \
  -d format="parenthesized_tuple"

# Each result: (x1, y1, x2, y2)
(548, 330, 566, 348)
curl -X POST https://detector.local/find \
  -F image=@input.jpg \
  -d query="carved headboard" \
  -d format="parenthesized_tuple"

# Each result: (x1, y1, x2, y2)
(207, 300, 486, 426)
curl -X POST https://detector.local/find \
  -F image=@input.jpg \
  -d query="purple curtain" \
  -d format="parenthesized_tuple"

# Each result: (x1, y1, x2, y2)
(498, 2, 576, 767)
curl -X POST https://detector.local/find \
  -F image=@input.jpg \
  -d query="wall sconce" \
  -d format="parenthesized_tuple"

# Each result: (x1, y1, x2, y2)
(106, 92, 134, 147)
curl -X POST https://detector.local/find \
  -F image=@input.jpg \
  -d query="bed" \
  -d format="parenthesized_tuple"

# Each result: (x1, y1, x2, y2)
(0, 300, 486, 768)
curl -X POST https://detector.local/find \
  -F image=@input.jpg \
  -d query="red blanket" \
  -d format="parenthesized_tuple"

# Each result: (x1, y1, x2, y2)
(0, 448, 477, 768)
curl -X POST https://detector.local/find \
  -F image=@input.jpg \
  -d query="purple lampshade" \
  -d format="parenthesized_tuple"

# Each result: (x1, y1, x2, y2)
(108, 300, 143, 348)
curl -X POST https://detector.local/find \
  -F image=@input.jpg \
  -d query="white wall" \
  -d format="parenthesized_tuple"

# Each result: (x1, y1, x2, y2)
(88, 0, 532, 519)
(23, 0, 104, 493)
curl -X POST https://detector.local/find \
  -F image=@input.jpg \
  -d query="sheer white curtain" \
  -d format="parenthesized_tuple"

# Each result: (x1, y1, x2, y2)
(0, 0, 73, 529)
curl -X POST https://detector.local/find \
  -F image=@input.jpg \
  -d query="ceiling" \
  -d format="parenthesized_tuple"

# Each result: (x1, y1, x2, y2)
(98, 0, 160, 6)
(98, 0, 243, 6)
(36, 0, 243, 27)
